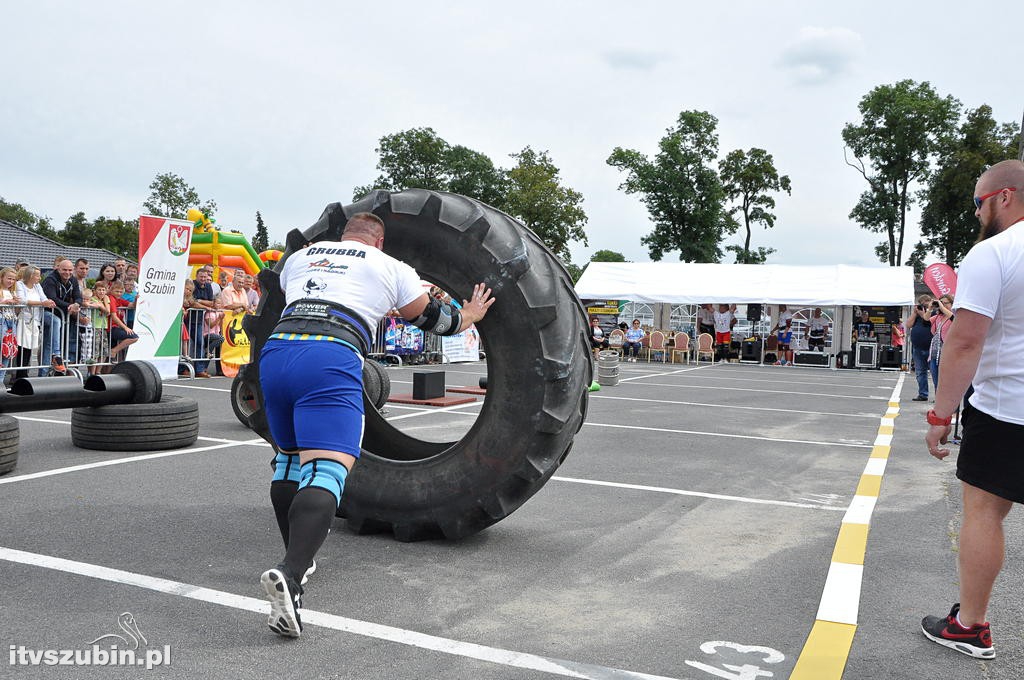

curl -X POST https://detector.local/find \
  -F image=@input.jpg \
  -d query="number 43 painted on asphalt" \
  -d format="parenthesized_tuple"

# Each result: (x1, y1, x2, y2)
(684, 641, 785, 680)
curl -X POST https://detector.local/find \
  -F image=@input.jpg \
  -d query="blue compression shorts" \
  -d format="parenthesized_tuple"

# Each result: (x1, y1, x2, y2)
(259, 338, 365, 456)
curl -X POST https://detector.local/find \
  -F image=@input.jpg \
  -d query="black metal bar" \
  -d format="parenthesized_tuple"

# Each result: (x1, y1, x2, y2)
(0, 375, 136, 413)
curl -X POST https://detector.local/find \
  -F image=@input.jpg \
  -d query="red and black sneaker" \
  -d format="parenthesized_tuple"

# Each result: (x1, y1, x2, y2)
(921, 603, 994, 659)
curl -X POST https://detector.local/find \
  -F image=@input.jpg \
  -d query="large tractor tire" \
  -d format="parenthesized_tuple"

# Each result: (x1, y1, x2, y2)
(0, 415, 18, 476)
(362, 360, 391, 411)
(240, 189, 591, 541)
(231, 374, 259, 428)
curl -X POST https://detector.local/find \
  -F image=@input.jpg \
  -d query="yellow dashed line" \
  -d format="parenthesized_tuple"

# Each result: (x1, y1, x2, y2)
(790, 621, 858, 679)
(854, 475, 883, 498)
(831, 524, 869, 565)
(792, 373, 905, 678)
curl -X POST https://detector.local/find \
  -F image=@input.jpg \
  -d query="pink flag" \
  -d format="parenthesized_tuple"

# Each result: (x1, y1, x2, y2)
(923, 262, 957, 298)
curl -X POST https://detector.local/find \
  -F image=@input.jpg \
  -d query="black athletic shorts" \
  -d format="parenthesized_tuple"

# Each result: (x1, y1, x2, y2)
(957, 406, 1024, 504)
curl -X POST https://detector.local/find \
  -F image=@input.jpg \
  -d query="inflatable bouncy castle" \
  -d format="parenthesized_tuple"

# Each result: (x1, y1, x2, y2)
(185, 209, 265, 279)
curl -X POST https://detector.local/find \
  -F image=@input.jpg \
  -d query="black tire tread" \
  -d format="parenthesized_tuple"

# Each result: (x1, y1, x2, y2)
(244, 189, 590, 541)
(0, 414, 18, 476)
(70, 396, 200, 452)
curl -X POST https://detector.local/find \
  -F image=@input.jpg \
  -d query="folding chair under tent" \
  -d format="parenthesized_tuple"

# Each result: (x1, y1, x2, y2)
(574, 262, 915, 368)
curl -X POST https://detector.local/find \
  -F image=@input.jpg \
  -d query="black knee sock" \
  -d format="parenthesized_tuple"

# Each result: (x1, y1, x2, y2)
(270, 480, 299, 548)
(282, 487, 337, 581)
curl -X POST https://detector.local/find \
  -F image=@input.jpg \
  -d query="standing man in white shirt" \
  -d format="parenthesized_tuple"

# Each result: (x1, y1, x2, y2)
(921, 160, 1024, 659)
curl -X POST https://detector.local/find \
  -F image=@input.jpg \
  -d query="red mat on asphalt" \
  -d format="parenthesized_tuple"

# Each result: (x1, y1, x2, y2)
(446, 387, 486, 395)
(386, 394, 478, 406)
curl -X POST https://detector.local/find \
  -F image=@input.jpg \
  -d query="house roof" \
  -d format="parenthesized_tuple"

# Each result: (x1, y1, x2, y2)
(0, 219, 134, 271)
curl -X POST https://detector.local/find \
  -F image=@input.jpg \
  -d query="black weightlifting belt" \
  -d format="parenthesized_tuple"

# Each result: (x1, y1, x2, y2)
(273, 299, 373, 356)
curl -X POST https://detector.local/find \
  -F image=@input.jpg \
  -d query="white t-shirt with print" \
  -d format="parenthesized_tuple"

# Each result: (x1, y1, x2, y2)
(953, 221, 1024, 425)
(279, 240, 424, 339)
(713, 310, 733, 334)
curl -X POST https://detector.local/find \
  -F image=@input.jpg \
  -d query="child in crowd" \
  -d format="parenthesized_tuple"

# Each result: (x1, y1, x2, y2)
(78, 286, 98, 366)
(119, 278, 137, 328)
(0, 267, 22, 385)
(713, 304, 737, 363)
(105, 281, 138, 369)
(88, 281, 137, 374)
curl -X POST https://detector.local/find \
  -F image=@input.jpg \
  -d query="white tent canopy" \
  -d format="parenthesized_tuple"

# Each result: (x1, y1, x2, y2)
(575, 262, 915, 307)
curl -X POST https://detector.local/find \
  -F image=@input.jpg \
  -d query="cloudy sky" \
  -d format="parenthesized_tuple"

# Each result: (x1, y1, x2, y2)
(2, 1, 1020, 268)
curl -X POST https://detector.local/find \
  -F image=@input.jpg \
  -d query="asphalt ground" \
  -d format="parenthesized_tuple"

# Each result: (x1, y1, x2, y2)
(1, 359, 1021, 679)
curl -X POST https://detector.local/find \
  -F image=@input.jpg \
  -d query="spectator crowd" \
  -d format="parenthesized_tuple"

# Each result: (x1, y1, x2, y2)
(180, 265, 260, 378)
(0, 255, 262, 386)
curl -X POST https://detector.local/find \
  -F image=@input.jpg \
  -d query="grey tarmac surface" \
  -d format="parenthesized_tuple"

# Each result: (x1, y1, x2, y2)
(1, 360, 1021, 679)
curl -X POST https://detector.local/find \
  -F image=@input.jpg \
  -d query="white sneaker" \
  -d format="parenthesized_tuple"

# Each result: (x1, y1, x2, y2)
(301, 559, 316, 586)
(261, 567, 303, 638)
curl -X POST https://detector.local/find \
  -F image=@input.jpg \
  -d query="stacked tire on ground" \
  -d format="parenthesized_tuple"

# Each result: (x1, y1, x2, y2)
(71, 361, 199, 451)
(0, 415, 17, 476)
(236, 189, 592, 541)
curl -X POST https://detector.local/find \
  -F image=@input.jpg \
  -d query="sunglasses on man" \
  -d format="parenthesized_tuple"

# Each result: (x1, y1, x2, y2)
(974, 187, 1016, 209)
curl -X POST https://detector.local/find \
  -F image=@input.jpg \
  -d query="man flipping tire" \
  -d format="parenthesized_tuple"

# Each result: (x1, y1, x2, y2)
(258, 212, 495, 638)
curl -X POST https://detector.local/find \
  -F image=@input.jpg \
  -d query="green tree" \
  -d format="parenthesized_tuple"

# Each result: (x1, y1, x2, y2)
(0, 196, 60, 240)
(719, 148, 790, 264)
(353, 128, 506, 207)
(445, 145, 508, 209)
(143, 172, 217, 220)
(607, 110, 734, 262)
(57, 212, 138, 258)
(724, 244, 775, 264)
(504, 146, 588, 262)
(590, 249, 627, 262)
(253, 211, 269, 253)
(842, 80, 960, 265)
(916, 105, 1020, 266)
(92, 216, 140, 258)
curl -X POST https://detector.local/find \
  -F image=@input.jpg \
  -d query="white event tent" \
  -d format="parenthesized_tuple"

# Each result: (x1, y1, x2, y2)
(575, 262, 915, 307)
(575, 262, 916, 365)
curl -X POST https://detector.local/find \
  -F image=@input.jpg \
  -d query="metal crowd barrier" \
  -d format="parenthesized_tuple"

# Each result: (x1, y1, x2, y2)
(1, 306, 73, 382)
(365, 317, 447, 367)
(178, 306, 225, 377)
(0, 304, 138, 386)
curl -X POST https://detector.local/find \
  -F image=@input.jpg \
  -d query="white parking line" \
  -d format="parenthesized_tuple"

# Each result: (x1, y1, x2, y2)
(590, 395, 882, 419)
(617, 365, 710, 383)
(676, 374, 896, 389)
(585, 422, 871, 448)
(0, 547, 684, 680)
(611, 381, 889, 400)
(164, 383, 230, 392)
(0, 439, 268, 486)
(552, 476, 846, 511)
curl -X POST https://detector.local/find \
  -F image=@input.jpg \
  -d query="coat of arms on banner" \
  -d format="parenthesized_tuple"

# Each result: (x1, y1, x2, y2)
(168, 224, 191, 256)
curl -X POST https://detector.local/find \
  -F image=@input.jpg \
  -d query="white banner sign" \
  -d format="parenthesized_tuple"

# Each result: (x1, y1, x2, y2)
(129, 215, 194, 378)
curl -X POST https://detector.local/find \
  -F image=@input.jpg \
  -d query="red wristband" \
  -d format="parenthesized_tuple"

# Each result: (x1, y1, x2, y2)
(926, 409, 952, 427)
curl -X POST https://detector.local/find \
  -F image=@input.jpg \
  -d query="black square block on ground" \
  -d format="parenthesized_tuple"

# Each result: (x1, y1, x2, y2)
(412, 371, 446, 400)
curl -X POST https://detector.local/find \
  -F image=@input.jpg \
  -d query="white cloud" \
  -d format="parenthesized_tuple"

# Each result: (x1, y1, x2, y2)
(602, 49, 671, 71)
(779, 27, 864, 84)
